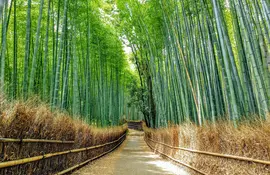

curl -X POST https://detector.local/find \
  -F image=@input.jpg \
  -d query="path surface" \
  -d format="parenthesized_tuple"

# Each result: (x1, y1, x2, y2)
(72, 130, 189, 175)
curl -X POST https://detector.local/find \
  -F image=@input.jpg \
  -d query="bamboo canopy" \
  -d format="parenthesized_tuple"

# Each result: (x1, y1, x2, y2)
(0, 0, 139, 126)
(116, 0, 270, 128)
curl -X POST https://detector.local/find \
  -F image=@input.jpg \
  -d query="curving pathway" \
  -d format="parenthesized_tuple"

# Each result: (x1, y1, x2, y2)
(72, 130, 189, 175)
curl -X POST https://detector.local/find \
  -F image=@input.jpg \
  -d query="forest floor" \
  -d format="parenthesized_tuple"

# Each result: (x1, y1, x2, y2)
(71, 130, 189, 175)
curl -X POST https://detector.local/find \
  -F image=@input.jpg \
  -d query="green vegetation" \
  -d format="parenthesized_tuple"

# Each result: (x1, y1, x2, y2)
(0, 0, 137, 127)
(116, 0, 270, 128)
(0, 0, 269, 128)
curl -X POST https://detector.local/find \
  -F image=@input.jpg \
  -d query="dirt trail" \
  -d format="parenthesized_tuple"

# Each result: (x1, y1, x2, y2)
(72, 130, 189, 175)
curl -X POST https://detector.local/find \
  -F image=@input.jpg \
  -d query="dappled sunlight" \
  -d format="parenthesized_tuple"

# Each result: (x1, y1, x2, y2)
(147, 160, 189, 175)
(146, 169, 169, 174)
(136, 154, 160, 159)
(71, 133, 190, 174)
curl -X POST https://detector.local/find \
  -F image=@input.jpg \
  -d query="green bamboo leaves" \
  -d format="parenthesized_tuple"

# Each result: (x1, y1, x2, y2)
(2, 0, 268, 128)
(0, 0, 134, 127)
(117, 0, 270, 128)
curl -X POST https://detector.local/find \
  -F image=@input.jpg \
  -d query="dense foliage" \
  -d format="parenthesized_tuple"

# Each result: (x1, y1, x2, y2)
(116, 0, 270, 128)
(0, 0, 138, 126)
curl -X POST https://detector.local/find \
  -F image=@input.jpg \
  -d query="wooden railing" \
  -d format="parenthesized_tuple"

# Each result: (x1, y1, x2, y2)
(0, 132, 126, 174)
(145, 136, 270, 175)
(0, 138, 74, 144)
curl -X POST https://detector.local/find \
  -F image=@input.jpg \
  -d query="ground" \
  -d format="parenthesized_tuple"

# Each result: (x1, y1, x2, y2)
(71, 130, 189, 175)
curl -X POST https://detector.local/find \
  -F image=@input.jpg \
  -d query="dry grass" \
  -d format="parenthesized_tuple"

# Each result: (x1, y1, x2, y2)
(144, 117, 270, 175)
(0, 96, 127, 175)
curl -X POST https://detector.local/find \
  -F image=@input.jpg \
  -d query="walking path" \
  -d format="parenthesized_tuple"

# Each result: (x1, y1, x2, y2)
(72, 130, 189, 175)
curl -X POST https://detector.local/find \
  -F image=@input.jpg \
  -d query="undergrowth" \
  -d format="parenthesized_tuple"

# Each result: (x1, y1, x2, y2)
(144, 116, 270, 175)
(0, 95, 127, 174)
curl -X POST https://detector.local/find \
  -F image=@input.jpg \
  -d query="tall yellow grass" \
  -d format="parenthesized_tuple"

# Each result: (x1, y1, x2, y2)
(144, 117, 270, 175)
(0, 96, 127, 174)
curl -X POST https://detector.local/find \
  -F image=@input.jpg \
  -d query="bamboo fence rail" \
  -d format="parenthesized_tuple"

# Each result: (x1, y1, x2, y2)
(0, 132, 126, 169)
(145, 138, 207, 175)
(146, 137, 270, 166)
(0, 138, 74, 144)
(55, 136, 125, 175)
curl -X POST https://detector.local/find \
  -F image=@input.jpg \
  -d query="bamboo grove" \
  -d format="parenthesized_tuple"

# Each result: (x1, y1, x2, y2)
(0, 0, 139, 126)
(116, 0, 270, 128)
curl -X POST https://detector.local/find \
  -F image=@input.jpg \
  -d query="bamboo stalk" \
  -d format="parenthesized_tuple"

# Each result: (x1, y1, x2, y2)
(0, 138, 74, 144)
(145, 138, 207, 175)
(146, 137, 270, 166)
(0, 133, 126, 169)
(55, 135, 125, 175)
(0, 155, 45, 169)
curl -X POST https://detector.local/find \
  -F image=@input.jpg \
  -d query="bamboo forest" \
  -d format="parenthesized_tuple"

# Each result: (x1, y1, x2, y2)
(0, 0, 269, 175)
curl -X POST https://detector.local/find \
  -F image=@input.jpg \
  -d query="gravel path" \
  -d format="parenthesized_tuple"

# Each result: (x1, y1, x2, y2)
(72, 130, 189, 175)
